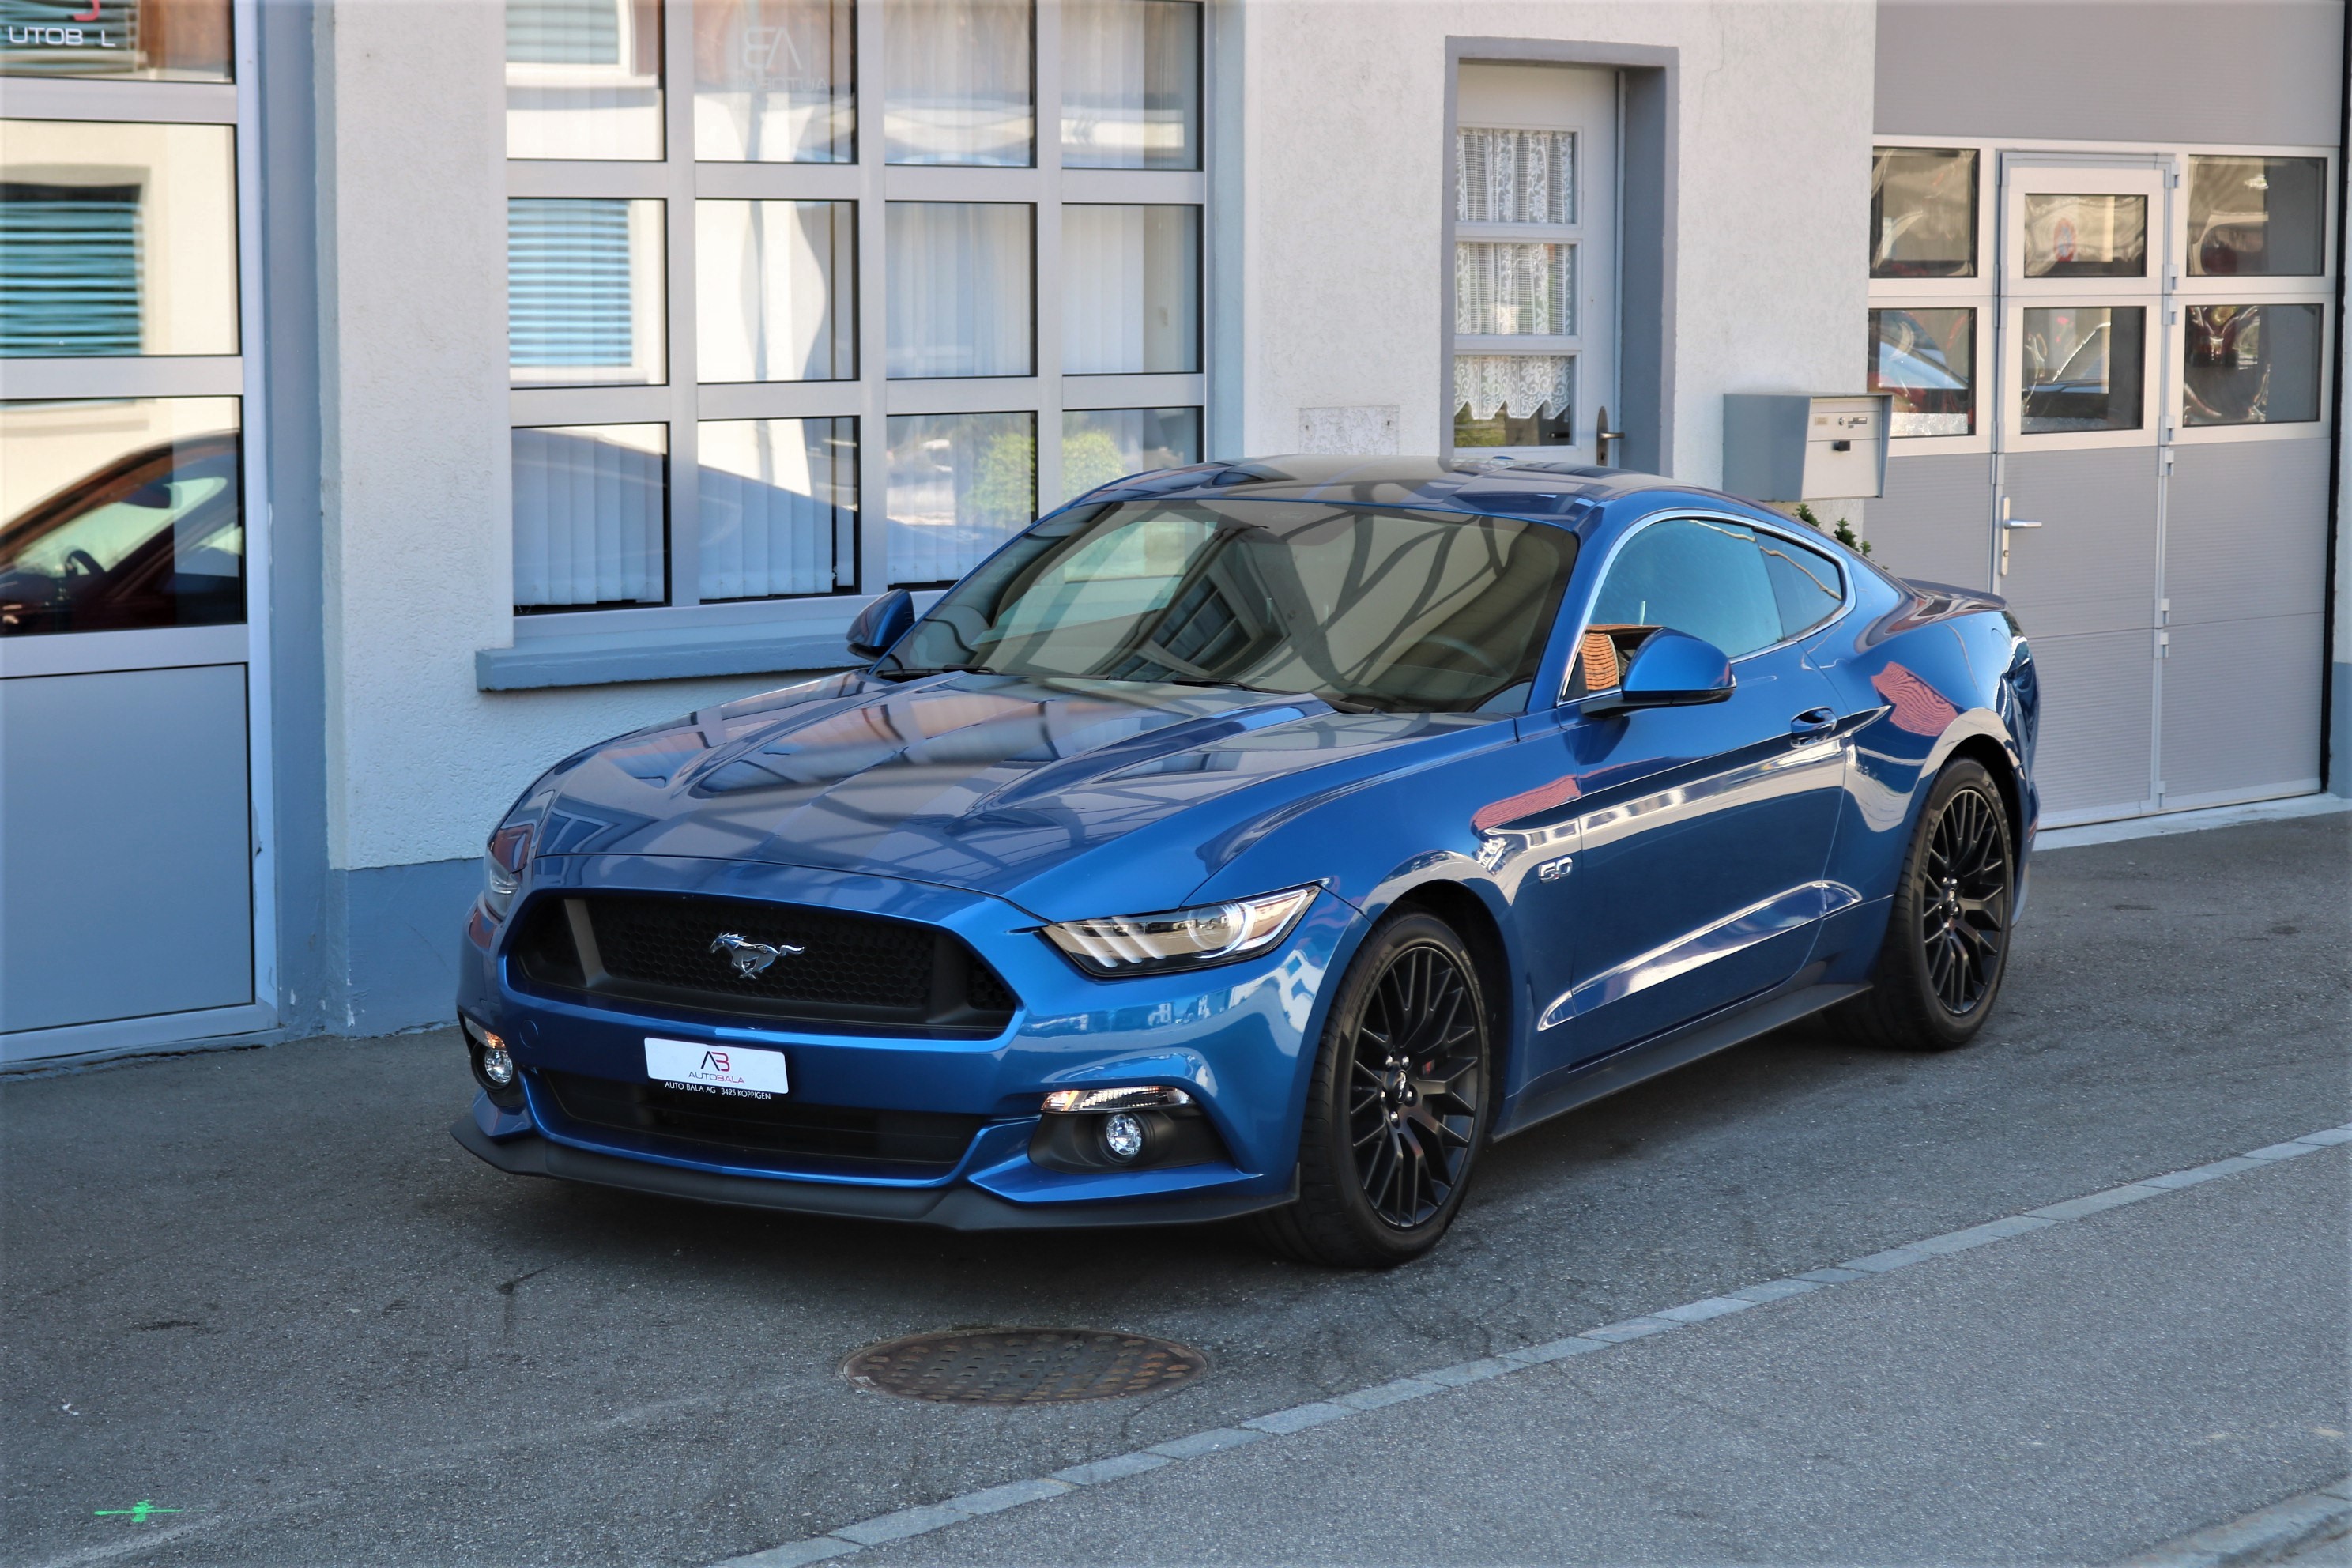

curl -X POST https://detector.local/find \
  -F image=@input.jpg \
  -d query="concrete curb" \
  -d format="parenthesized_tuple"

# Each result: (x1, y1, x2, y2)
(2113, 1478, 2352, 1568)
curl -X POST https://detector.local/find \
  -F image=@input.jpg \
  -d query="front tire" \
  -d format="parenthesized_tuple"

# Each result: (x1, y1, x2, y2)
(1838, 757, 2016, 1052)
(1254, 913, 1493, 1268)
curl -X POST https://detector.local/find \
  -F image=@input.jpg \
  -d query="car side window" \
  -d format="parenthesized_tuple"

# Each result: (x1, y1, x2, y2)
(1585, 518, 1784, 665)
(1758, 530, 1845, 639)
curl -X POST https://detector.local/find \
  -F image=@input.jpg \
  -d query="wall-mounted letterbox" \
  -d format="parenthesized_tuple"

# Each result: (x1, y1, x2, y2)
(1721, 393, 1891, 502)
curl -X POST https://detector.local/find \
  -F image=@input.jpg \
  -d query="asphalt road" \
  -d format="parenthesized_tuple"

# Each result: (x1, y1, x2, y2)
(5, 812, 2347, 1567)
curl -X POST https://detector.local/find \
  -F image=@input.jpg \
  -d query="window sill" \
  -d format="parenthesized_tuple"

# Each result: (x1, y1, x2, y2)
(475, 623, 858, 692)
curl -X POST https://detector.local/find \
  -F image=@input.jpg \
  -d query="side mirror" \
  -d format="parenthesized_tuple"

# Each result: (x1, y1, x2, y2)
(845, 588, 916, 661)
(1585, 628, 1735, 714)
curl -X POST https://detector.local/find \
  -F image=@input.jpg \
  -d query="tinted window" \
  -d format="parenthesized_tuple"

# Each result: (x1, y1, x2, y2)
(1759, 530, 1844, 639)
(1587, 517, 1781, 660)
(883, 499, 1578, 713)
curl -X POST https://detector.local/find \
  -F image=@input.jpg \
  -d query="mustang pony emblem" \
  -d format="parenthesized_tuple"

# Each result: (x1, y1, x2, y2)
(710, 932, 803, 978)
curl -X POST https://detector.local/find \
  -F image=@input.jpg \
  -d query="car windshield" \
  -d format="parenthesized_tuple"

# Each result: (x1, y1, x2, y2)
(879, 499, 1578, 713)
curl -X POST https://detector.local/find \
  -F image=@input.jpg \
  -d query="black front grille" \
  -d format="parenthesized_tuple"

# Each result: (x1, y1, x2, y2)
(509, 893, 1019, 1035)
(538, 1070, 982, 1176)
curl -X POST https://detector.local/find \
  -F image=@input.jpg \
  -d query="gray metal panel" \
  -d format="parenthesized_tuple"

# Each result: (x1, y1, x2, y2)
(2, 665, 254, 1032)
(2002, 447, 2162, 638)
(1870, 452, 1992, 589)
(1875, 2, 2345, 147)
(2024, 629, 2156, 822)
(2164, 438, 2332, 627)
(2160, 612, 2326, 805)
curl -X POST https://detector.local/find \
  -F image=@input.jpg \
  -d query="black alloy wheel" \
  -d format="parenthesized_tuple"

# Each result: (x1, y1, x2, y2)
(1256, 913, 1493, 1268)
(1348, 944, 1483, 1228)
(1919, 781, 2010, 1015)
(1837, 756, 2018, 1052)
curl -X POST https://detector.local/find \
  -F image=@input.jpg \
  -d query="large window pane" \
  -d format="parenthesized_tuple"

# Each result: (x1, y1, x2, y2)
(1870, 146, 1975, 279)
(2188, 156, 2327, 277)
(512, 423, 667, 609)
(1456, 241, 1572, 335)
(1452, 355, 1572, 448)
(699, 416, 856, 598)
(1061, 0, 1198, 171)
(2020, 306, 2143, 434)
(1869, 306, 1973, 436)
(507, 0, 665, 160)
(1062, 204, 1196, 374)
(508, 197, 666, 386)
(2022, 194, 2147, 279)
(0, 119, 237, 357)
(1061, 405, 1198, 501)
(697, 198, 854, 382)
(2183, 303, 2324, 427)
(1457, 129, 1572, 224)
(885, 410, 1031, 584)
(885, 201, 1030, 377)
(692, 0, 855, 163)
(0, 0, 232, 81)
(0, 396, 241, 636)
(884, 0, 1031, 167)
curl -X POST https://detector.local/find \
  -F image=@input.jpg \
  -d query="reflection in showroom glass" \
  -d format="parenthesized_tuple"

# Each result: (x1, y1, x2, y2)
(2183, 303, 2323, 427)
(507, 0, 665, 160)
(696, 198, 856, 383)
(0, 0, 232, 80)
(1062, 205, 1199, 374)
(1869, 307, 1973, 436)
(1061, 406, 1199, 502)
(693, 0, 856, 163)
(884, 409, 1034, 585)
(1870, 146, 1976, 278)
(507, 198, 669, 386)
(0, 397, 243, 636)
(2022, 194, 2146, 280)
(1060, 0, 1199, 170)
(2187, 156, 2327, 277)
(884, 0, 1032, 167)
(2020, 306, 2143, 434)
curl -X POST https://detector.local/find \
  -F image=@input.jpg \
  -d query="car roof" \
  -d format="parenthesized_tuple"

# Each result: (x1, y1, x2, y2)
(1072, 454, 1771, 529)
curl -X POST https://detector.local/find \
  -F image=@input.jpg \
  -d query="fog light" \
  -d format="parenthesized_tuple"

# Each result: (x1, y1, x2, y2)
(1102, 1112, 1146, 1162)
(481, 1039, 516, 1087)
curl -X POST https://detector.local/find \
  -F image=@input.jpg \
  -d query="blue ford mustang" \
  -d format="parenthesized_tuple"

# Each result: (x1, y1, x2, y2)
(454, 458, 2039, 1266)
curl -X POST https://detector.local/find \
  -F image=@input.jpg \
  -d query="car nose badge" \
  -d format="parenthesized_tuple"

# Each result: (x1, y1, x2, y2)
(710, 932, 804, 978)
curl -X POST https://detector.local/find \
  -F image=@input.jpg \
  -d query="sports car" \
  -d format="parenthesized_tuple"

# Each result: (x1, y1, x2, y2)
(453, 457, 2039, 1266)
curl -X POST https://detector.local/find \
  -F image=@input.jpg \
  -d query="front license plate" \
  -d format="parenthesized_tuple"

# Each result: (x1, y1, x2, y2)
(644, 1037, 790, 1095)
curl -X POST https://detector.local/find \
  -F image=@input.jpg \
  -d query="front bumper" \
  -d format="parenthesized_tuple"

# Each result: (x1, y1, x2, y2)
(455, 855, 1359, 1227)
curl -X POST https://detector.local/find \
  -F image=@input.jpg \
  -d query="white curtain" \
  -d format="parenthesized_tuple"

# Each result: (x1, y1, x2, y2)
(1454, 241, 1572, 336)
(1060, 0, 1198, 170)
(699, 417, 854, 600)
(692, 0, 856, 163)
(885, 411, 1033, 585)
(884, 0, 1034, 167)
(1456, 128, 1574, 224)
(1453, 356, 1573, 422)
(885, 201, 1031, 378)
(1062, 204, 1197, 374)
(697, 199, 853, 383)
(511, 424, 666, 608)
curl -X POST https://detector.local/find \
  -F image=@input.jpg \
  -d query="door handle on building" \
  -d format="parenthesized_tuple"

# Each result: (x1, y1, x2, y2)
(1594, 406, 1625, 467)
(1999, 496, 2045, 575)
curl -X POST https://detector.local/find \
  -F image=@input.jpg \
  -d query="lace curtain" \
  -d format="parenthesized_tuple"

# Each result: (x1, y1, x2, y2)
(1457, 129, 1575, 224)
(1455, 242, 1574, 336)
(1453, 355, 1573, 422)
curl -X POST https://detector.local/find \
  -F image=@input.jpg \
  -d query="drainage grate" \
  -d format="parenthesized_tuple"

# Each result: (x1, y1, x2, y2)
(842, 1329, 1208, 1404)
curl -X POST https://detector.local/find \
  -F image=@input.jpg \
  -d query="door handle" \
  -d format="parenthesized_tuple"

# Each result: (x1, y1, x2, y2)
(1788, 707, 1837, 741)
(1998, 496, 2045, 576)
(1594, 405, 1625, 467)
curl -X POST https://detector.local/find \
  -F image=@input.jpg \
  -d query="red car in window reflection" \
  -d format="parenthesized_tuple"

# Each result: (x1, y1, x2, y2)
(0, 432, 243, 636)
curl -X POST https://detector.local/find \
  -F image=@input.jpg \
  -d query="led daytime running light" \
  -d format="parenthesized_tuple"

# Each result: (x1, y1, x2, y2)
(1042, 1085, 1195, 1114)
(1041, 885, 1318, 976)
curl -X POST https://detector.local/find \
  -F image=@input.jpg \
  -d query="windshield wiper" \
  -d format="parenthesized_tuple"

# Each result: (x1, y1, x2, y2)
(873, 663, 994, 682)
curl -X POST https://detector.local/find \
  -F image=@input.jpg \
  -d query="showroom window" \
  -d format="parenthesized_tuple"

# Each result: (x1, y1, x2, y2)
(503, 0, 1207, 622)
(1865, 145, 1984, 443)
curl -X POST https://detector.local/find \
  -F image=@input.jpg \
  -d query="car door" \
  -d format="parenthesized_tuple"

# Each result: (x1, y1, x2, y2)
(1523, 514, 1852, 1071)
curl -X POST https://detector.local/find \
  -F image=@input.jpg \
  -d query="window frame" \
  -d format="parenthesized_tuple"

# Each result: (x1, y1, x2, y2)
(503, 0, 1211, 646)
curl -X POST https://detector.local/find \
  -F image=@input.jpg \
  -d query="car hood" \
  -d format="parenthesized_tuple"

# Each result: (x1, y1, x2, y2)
(522, 671, 1500, 917)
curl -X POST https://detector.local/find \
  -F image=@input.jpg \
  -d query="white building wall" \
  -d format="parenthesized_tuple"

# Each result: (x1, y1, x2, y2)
(314, 0, 758, 873)
(1236, 0, 1879, 483)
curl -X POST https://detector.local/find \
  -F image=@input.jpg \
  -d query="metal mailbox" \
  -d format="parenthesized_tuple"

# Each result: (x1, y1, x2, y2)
(1721, 393, 1892, 502)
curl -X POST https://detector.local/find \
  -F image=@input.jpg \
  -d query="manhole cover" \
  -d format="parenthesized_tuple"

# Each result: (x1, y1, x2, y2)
(843, 1329, 1208, 1404)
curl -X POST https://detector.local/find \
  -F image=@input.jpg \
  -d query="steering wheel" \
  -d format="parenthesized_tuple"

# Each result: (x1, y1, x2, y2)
(1420, 634, 1508, 677)
(64, 548, 104, 579)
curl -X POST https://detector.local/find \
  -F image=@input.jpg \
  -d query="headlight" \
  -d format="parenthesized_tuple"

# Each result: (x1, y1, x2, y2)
(480, 822, 534, 922)
(1040, 885, 1317, 976)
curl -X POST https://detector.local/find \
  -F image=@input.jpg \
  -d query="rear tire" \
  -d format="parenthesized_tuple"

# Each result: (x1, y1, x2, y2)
(1253, 914, 1493, 1268)
(1836, 757, 2016, 1052)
